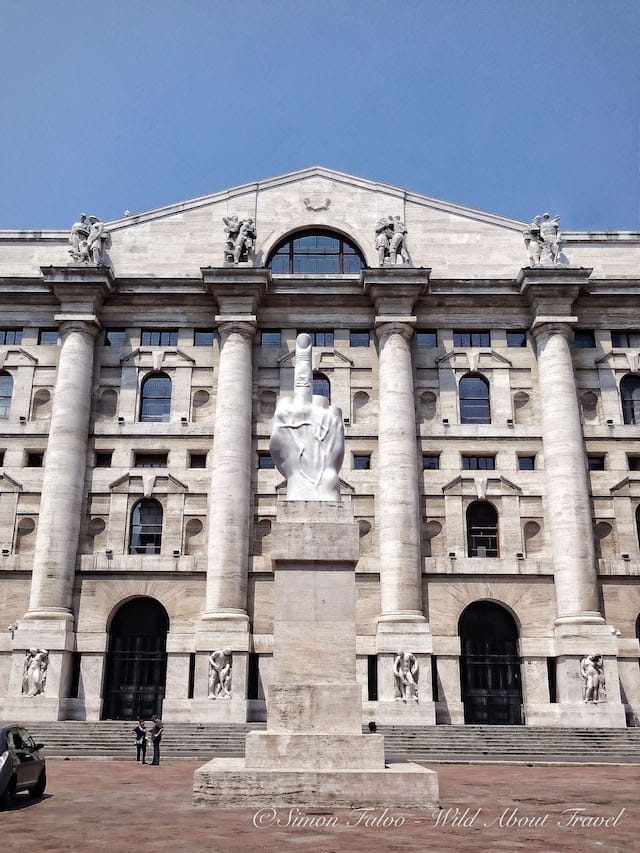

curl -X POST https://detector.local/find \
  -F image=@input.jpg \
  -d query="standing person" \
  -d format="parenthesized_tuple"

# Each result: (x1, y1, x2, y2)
(150, 714, 164, 765)
(132, 719, 147, 764)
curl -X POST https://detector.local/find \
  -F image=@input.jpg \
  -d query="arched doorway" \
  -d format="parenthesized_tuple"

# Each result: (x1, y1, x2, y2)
(459, 601, 523, 724)
(103, 597, 169, 720)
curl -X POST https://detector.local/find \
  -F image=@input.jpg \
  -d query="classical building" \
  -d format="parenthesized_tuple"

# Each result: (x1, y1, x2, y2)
(1, 167, 639, 727)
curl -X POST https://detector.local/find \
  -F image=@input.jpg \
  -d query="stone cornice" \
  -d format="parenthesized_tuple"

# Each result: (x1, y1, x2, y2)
(201, 266, 270, 315)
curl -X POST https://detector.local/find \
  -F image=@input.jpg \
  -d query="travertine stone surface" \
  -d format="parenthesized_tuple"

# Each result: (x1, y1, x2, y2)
(26, 306, 104, 617)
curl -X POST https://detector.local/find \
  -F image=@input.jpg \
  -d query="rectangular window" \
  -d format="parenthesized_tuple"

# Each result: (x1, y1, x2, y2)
(105, 329, 126, 347)
(574, 330, 596, 349)
(189, 452, 208, 468)
(69, 652, 82, 699)
(141, 330, 178, 346)
(94, 451, 113, 468)
(0, 450, 5, 467)
(587, 454, 605, 471)
(416, 330, 438, 348)
(0, 329, 23, 345)
(628, 456, 640, 471)
(462, 455, 496, 470)
(260, 330, 281, 347)
(611, 330, 640, 348)
(431, 656, 439, 703)
(193, 330, 215, 346)
(349, 331, 370, 348)
(453, 330, 490, 347)
(506, 331, 527, 348)
(134, 452, 168, 468)
(38, 329, 58, 345)
(547, 658, 557, 703)
(26, 452, 44, 467)
(298, 330, 334, 347)
(353, 454, 371, 470)
(422, 454, 440, 470)
(518, 455, 536, 471)
(257, 452, 275, 469)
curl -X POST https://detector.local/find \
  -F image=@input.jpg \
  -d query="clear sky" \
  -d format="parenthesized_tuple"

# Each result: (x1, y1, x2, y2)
(1, 0, 638, 230)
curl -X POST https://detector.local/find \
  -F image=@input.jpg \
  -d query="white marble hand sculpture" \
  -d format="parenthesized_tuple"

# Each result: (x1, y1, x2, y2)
(269, 333, 344, 501)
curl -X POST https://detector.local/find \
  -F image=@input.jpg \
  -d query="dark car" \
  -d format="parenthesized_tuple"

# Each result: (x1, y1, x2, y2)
(0, 724, 46, 807)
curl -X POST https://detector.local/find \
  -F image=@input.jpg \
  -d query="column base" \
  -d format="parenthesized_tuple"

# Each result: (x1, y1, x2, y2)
(193, 757, 439, 809)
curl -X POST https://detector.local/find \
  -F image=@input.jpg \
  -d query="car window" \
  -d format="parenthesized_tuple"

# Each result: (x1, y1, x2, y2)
(7, 730, 22, 749)
(19, 727, 35, 749)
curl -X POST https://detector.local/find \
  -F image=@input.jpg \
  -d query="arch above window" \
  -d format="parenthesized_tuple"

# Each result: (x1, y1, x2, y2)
(621, 374, 640, 425)
(459, 373, 491, 425)
(140, 372, 171, 423)
(267, 229, 364, 274)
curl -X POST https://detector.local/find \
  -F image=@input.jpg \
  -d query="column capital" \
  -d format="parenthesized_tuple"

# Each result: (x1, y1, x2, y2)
(374, 317, 416, 342)
(529, 317, 578, 342)
(517, 265, 592, 320)
(362, 267, 430, 315)
(215, 316, 258, 342)
(201, 266, 270, 315)
(41, 264, 114, 316)
(54, 314, 101, 338)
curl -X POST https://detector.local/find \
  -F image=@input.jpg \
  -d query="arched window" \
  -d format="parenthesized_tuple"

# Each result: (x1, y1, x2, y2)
(0, 371, 13, 419)
(466, 501, 499, 557)
(140, 372, 171, 423)
(313, 371, 330, 400)
(621, 374, 640, 425)
(268, 230, 364, 274)
(129, 499, 163, 554)
(459, 373, 490, 424)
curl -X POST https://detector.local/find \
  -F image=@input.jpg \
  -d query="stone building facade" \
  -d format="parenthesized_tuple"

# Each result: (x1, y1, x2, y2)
(0, 167, 639, 727)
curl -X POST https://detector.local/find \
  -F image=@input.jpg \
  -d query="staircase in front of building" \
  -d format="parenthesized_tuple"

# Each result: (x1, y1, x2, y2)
(3, 722, 640, 763)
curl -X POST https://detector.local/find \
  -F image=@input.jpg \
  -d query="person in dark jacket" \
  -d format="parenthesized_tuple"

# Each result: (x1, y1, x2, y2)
(150, 715, 164, 765)
(132, 720, 147, 763)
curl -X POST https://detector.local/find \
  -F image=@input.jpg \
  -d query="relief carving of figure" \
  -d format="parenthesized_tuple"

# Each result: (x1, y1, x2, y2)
(69, 213, 107, 264)
(269, 333, 344, 501)
(208, 649, 232, 699)
(581, 652, 606, 704)
(524, 212, 562, 266)
(394, 651, 419, 702)
(22, 648, 49, 696)
(223, 215, 256, 264)
(375, 216, 412, 266)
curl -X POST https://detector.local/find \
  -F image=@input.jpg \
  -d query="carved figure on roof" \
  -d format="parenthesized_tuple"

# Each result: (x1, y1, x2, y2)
(69, 213, 107, 265)
(375, 215, 411, 266)
(524, 212, 562, 266)
(223, 216, 256, 264)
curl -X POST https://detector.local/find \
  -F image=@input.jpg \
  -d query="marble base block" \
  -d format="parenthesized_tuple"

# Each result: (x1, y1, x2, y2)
(244, 731, 385, 770)
(193, 758, 439, 809)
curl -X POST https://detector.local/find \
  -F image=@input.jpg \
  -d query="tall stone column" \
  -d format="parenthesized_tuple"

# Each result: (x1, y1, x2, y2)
(520, 267, 625, 726)
(375, 319, 423, 621)
(192, 267, 268, 722)
(531, 320, 601, 623)
(6, 267, 112, 721)
(27, 317, 100, 616)
(362, 268, 434, 724)
(204, 318, 256, 621)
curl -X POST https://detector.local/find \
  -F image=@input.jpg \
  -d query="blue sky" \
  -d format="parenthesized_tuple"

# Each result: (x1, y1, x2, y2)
(1, 0, 638, 229)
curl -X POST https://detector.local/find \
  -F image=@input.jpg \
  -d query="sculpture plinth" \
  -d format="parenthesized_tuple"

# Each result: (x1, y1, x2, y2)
(193, 498, 438, 808)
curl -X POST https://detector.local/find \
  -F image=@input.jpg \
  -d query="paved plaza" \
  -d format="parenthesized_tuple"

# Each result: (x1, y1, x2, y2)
(1, 758, 637, 852)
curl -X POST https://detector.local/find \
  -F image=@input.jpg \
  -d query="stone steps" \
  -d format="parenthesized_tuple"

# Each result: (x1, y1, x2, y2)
(3, 722, 640, 762)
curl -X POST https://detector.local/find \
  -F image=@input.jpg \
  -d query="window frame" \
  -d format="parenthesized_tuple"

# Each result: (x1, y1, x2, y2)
(0, 329, 23, 345)
(268, 229, 365, 274)
(133, 452, 169, 468)
(462, 454, 496, 471)
(140, 329, 179, 347)
(459, 373, 491, 425)
(453, 330, 490, 348)
(416, 330, 438, 348)
(128, 498, 163, 555)
(353, 454, 371, 470)
(0, 371, 13, 420)
(466, 500, 499, 558)
(422, 454, 440, 470)
(139, 372, 172, 424)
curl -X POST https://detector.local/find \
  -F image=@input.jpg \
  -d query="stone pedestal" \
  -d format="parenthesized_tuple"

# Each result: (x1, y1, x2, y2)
(194, 500, 439, 808)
